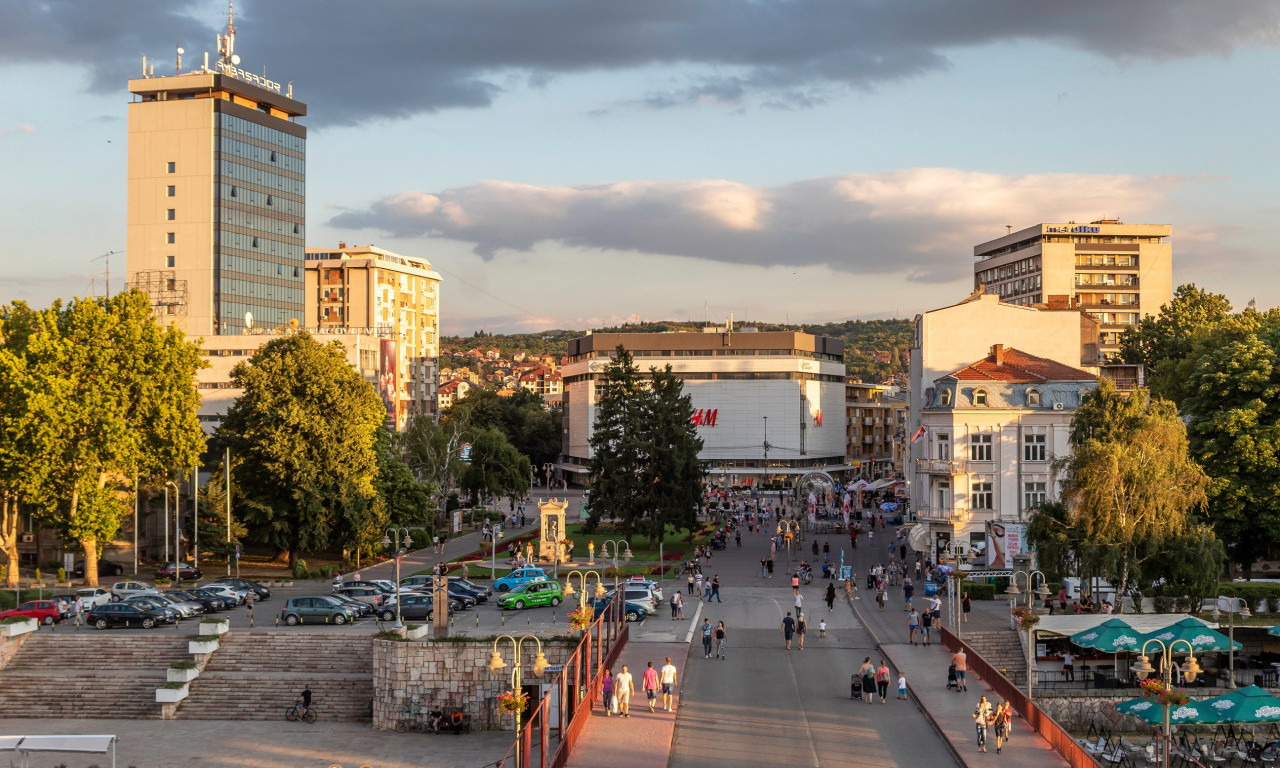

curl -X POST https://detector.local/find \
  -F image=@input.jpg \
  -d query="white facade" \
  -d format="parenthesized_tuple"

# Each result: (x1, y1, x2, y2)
(561, 330, 848, 480)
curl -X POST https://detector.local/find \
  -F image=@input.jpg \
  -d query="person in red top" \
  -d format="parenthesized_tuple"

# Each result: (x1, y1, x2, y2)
(642, 661, 660, 713)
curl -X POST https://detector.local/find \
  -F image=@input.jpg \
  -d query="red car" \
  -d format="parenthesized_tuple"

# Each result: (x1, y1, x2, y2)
(0, 600, 66, 625)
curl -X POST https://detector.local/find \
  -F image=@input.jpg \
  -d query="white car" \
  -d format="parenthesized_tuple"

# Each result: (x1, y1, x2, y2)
(202, 584, 247, 604)
(149, 593, 201, 618)
(111, 580, 161, 602)
(75, 587, 113, 609)
(369, 580, 397, 593)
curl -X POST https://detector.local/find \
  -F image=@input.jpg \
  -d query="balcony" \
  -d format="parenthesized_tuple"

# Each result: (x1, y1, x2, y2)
(863, 418, 875, 426)
(915, 458, 960, 475)
(914, 506, 960, 522)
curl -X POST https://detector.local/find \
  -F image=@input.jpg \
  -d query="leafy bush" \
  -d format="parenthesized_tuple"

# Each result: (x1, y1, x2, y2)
(200, 616, 229, 624)
(192, 634, 221, 643)
(1, 616, 33, 625)
(160, 681, 189, 689)
(959, 581, 997, 600)
(376, 630, 405, 642)
(170, 661, 198, 670)
(57, 567, 66, 583)
(292, 559, 309, 579)
(154, 578, 172, 586)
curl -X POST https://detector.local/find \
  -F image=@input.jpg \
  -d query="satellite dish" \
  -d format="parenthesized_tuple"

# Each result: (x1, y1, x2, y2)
(176, 47, 185, 55)
(244, 311, 253, 329)
(230, 54, 241, 66)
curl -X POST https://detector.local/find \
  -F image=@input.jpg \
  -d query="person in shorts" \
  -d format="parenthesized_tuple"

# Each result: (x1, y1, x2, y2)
(660, 657, 678, 711)
(952, 649, 969, 692)
(782, 612, 796, 650)
(642, 661, 660, 713)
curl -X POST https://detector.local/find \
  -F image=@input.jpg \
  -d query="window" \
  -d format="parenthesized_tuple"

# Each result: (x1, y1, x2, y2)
(971, 481, 993, 510)
(1024, 433, 1046, 462)
(970, 433, 992, 462)
(167, 161, 176, 173)
(1024, 481, 1047, 509)
(1027, 389, 1041, 406)
(939, 389, 952, 406)
(230, 186, 237, 197)
(166, 255, 175, 268)
(974, 389, 988, 406)
(166, 232, 175, 244)
(166, 208, 176, 220)
(167, 185, 176, 197)
(936, 433, 951, 460)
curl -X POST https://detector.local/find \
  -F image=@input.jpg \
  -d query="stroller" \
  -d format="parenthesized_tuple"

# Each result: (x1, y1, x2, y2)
(946, 663, 959, 692)
(850, 674, 863, 700)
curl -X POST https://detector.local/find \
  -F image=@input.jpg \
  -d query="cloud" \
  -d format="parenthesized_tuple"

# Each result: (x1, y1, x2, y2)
(330, 169, 1179, 282)
(0, 123, 35, 138)
(1, 1, 1278, 126)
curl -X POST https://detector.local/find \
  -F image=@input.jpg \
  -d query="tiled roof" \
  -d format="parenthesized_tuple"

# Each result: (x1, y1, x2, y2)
(944, 347, 1096, 383)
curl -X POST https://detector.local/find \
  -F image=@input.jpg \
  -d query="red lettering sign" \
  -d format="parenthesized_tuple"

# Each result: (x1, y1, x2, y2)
(814, 409, 823, 427)
(690, 408, 719, 427)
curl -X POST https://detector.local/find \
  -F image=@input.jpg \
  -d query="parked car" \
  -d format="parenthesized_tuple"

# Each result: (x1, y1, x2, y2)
(0, 600, 65, 625)
(445, 583, 477, 609)
(448, 576, 491, 602)
(399, 575, 433, 590)
(149, 593, 202, 618)
(111, 580, 161, 602)
(75, 588, 114, 609)
(590, 596, 649, 623)
(337, 580, 394, 596)
(380, 593, 435, 622)
(367, 579, 397, 593)
(202, 584, 247, 604)
(212, 577, 270, 600)
(336, 586, 386, 607)
(170, 590, 224, 612)
(624, 577, 664, 604)
(604, 585, 660, 612)
(87, 603, 169, 629)
(327, 592, 375, 618)
(392, 590, 464, 613)
(494, 566, 548, 593)
(279, 596, 356, 626)
(188, 588, 236, 611)
(154, 562, 203, 581)
(72, 559, 125, 578)
(496, 580, 564, 611)
(123, 596, 181, 623)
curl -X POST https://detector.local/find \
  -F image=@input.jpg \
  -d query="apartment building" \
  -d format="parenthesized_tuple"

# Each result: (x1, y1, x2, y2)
(845, 382, 908, 475)
(973, 220, 1173, 359)
(304, 243, 442, 427)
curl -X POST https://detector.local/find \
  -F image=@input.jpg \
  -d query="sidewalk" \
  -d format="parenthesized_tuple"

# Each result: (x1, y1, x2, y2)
(564, 641, 689, 768)
(879, 641, 1068, 767)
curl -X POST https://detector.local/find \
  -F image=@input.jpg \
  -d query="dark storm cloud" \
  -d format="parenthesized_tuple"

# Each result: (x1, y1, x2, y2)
(2, 1, 1277, 126)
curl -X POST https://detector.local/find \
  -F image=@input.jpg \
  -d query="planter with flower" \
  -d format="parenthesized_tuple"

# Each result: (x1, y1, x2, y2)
(496, 689, 529, 716)
(567, 605, 594, 632)
(1012, 606, 1040, 632)
(1139, 678, 1189, 707)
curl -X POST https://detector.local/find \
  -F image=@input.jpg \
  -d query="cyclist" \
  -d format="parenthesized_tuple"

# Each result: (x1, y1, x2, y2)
(299, 685, 313, 719)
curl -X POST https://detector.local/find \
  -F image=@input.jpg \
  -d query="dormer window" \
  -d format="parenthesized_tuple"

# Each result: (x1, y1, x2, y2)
(940, 389, 952, 406)
(1027, 389, 1041, 406)
(974, 389, 988, 406)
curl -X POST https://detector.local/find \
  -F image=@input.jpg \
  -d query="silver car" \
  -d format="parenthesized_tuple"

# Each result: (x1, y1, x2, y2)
(202, 584, 247, 604)
(149, 593, 201, 618)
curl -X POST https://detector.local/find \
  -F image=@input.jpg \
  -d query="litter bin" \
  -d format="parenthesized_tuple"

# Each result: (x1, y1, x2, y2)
(924, 580, 938, 597)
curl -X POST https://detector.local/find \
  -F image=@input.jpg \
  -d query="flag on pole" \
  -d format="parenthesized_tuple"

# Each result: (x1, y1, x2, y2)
(910, 425, 927, 443)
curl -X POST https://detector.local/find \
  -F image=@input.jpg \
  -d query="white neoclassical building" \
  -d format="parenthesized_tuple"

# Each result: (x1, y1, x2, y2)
(912, 344, 1097, 566)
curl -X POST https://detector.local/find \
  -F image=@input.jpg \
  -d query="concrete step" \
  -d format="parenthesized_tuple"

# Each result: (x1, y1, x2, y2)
(5, 633, 192, 670)
(176, 672, 373, 721)
(0, 671, 165, 719)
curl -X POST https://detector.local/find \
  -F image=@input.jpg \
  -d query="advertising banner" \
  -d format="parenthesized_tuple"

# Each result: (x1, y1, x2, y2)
(378, 338, 398, 428)
(985, 521, 1027, 569)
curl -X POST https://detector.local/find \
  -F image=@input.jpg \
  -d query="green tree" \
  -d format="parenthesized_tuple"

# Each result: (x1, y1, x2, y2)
(1181, 309, 1280, 571)
(586, 347, 647, 538)
(1, 293, 206, 586)
(1119, 284, 1232, 401)
(195, 458, 248, 566)
(218, 333, 385, 568)
(0, 348, 57, 587)
(458, 427, 531, 508)
(400, 412, 466, 510)
(1055, 380, 1210, 610)
(373, 426, 435, 531)
(641, 366, 705, 540)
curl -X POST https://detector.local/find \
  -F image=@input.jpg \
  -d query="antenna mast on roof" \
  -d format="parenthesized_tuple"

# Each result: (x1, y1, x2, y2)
(217, 0, 237, 65)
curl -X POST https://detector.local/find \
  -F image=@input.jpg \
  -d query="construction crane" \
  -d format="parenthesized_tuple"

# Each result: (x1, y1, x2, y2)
(92, 250, 122, 298)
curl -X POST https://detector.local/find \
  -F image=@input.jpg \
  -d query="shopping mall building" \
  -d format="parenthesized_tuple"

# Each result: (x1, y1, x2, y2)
(559, 328, 850, 485)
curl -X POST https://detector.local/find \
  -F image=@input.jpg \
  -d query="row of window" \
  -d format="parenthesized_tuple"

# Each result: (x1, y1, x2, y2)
(976, 256, 1041, 285)
(220, 183, 304, 217)
(933, 479, 1048, 512)
(938, 388, 1047, 407)
(932, 432, 1048, 462)
(217, 301, 301, 330)
(220, 136, 305, 174)
(1091, 312, 1141, 326)
(221, 207, 304, 238)
(219, 277, 305, 305)
(219, 160, 304, 196)
(1078, 292, 1138, 306)
(1075, 254, 1138, 268)
(1074, 273, 1138, 287)
(994, 275, 1041, 296)
(220, 252, 304, 281)
(219, 113, 305, 153)
(221, 230, 305, 259)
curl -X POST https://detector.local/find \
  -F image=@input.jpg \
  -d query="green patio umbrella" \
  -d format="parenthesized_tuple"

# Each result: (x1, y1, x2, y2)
(1071, 618, 1143, 652)
(1267, 625, 1280, 636)
(1141, 617, 1241, 652)
(1116, 696, 1214, 725)
(1198, 685, 1280, 724)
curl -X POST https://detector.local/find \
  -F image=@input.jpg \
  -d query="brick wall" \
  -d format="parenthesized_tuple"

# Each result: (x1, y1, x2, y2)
(372, 637, 578, 731)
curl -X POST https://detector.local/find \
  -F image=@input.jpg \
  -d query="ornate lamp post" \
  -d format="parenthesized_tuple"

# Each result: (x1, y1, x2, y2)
(381, 527, 413, 628)
(598, 540, 633, 591)
(777, 520, 800, 575)
(1132, 638, 1201, 768)
(1005, 569, 1050, 697)
(486, 634, 550, 768)
(1213, 597, 1251, 688)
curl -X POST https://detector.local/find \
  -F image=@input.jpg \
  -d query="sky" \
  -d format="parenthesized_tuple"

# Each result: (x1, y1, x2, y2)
(1, 0, 1278, 334)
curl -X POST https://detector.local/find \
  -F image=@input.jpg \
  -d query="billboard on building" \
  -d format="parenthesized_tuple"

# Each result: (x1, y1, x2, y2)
(985, 521, 1027, 569)
(379, 339, 398, 428)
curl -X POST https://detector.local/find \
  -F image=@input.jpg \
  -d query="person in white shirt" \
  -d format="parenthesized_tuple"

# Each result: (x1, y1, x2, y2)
(660, 657, 679, 712)
(615, 665, 634, 718)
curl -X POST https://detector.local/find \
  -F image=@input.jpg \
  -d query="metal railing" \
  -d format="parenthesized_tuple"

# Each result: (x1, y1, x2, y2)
(914, 458, 961, 475)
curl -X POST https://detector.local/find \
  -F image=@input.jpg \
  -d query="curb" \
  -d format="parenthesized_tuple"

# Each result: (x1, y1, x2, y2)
(847, 593, 970, 768)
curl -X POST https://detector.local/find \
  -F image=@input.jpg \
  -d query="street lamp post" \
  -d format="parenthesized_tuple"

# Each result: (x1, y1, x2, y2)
(487, 634, 550, 768)
(943, 542, 971, 641)
(542, 463, 553, 491)
(164, 480, 179, 589)
(381, 527, 413, 629)
(491, 528, 505, 580)
(563, 569, 606, 609)
(1005, 569, 1050, 698)
(597, 540, 633, 591)
(1132, 638, 1201, 768)
(777, 520, 799, 576)
(1214, 597, 1251, 688)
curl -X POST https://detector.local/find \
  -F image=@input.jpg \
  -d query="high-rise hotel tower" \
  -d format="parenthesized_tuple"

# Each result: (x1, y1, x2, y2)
(126, 11, 306, 336)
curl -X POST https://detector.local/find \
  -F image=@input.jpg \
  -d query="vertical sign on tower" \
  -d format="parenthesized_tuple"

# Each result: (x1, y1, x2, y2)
(379, 339, 398, 428)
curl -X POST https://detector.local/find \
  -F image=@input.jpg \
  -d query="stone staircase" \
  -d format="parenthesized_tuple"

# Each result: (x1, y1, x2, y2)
(0, 633, 192, 719)
(177, 633, 373, 721)
(963, 630, 1027, 686)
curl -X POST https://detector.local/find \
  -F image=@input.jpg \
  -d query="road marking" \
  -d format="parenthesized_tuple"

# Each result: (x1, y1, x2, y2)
(684, 600, 703, 644)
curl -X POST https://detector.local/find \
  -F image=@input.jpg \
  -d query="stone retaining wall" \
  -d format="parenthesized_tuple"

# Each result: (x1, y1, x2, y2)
(373, 637, 579, 731)
(0, 630, 31, 670)
(1037, 688, 1235, 733)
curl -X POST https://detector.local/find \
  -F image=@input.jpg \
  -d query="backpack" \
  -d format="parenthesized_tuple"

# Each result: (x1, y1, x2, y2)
(702, 625, 712, 639)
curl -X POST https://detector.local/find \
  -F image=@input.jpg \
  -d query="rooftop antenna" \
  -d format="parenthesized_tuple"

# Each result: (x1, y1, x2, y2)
(217, 0, 239, 66)
(1006, 224, 1013, 235)
(92, 250, 122, 298)
(175, 46, 184, 75)
(142, 54, 148, 78)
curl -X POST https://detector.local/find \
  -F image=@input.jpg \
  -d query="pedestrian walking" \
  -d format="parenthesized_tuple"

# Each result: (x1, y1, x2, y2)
(760, 556, 767, 578)
(1061, 650, 1074, 681)
(898, 673, 908, 700)
(920, 609, 931, 645)
(245, 588, 255, 622)
(782, 612, 796, 650)
(766, 555, 774, 577)
(791, 572, 800, 592)
(670, 591, 680, 620)
(962, 591, 972, 623)
(908, 609, 919, 645)
(701, 618, 714, 658)
(735, 530, 741, 547)
(615, 665, 634, 718)
(903, 578, 914, 611)
(993, 699, 1011, 753)
(688, 570, 696, 594)
(715, 621, 727, 659)
(973, 695, 993, 753)
(643, 661, 660, 713)
(602, 668, 615, 716)
(952, 649, 969, 692)
(794, 591, 805, 618)
(876, 660, 891, 704)
(859, 658, 876, 705)
(73, 596, 83, 628)
(796, 615, 807, 650)
(710, 575, 721, 602)
(694, 572, 704, 599)
(825, 582, 836, 612)
(660, 657, 678, 711)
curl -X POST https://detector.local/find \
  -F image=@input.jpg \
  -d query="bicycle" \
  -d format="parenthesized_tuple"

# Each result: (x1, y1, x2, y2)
(396, 695, 428, 733)
(286, 698, 318, 723)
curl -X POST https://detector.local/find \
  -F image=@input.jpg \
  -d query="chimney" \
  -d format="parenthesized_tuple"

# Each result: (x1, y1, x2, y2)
(338, 241, 347, 249)
(991, 344, 1005, 365)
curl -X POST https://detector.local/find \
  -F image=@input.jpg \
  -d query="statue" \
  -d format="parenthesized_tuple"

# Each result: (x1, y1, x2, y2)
(524, 541, 534, 563)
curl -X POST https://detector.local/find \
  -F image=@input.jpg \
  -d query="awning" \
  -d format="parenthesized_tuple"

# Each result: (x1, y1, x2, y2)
(554, 464, 590, 474)
(906, 523, 931, 553)
(8, 734, 117, 752)
(1034, 614, 1216, 639)
(867, 478, 895, 490)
